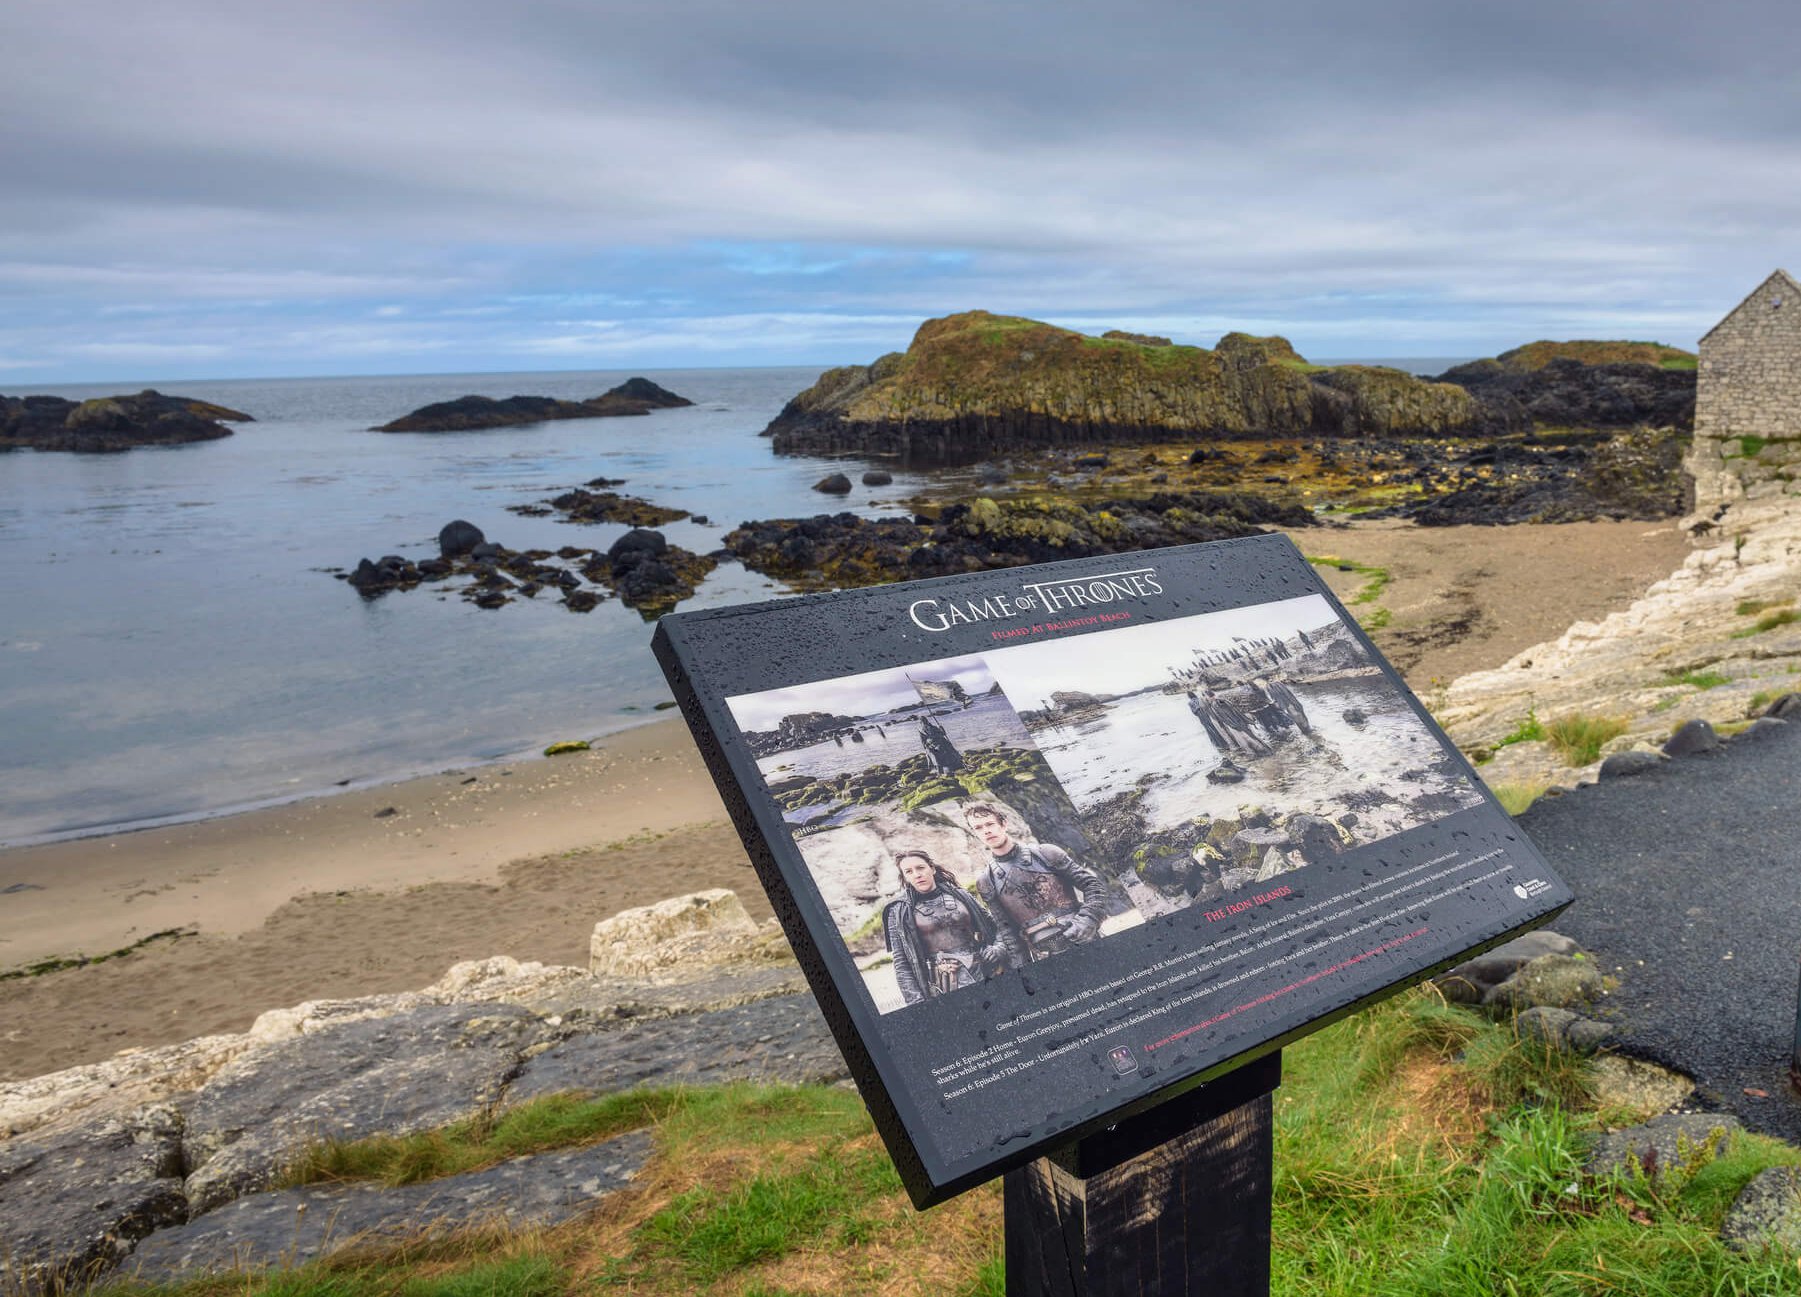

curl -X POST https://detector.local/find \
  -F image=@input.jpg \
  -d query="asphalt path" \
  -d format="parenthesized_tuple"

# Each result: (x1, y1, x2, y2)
(1516, 718, 1801, 1143)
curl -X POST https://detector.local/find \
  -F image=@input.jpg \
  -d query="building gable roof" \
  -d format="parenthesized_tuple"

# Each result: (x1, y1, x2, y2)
(1700, 268, 1801, 344)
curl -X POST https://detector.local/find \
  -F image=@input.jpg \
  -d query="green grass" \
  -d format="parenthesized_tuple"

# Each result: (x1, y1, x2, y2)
(1735, 598, 1789, 617)
(1736, 435, 1768, 459)
(1488, 781, 1550, 816)
(1733, 607, 1801, 638)
(1544, 712, 1629, 766)
(99, 1004, 1801, 1297)
(1360, 607, 1393, 631)
(1493, 708, 1545, 752)
(1660, 670, 1730, 690)
(1658, 356, 1699, 371)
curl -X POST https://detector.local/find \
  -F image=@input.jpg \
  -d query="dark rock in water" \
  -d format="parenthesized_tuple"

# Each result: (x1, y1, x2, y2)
(762, 313, 1490, 462)
(690, 514, 710, 525)
(1207, 760, 1246, 784)
(345, 554, 420, 597)
(469, 541, 502, 561)
(813, 472, 853, 494)
(861, 470, 893, 486)
(609, 529, 669, 563)
(1073, 453, 1110, 468)
(600, 376, 694, 409)
(562, 589, 601, 613)
(373, 379, 691, 432)
(0, 389, 250, 453)
(1599, 749, 1663, 778)
(471, 590, 510, 609)
(726, 490, 1311, 591)
(437, 519, 485, 558)
(586, 476, 626, 488)
(523, 487, 686, 527)
(1662, 718, 1722, 758)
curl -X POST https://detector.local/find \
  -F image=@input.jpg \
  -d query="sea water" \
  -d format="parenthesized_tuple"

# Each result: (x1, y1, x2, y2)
(0, 367, 955, 844)
(0, 357, 1470, 846)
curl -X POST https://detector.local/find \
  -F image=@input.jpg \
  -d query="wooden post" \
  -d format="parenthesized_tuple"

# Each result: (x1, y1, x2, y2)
(1004, 1051, 1281, 1297)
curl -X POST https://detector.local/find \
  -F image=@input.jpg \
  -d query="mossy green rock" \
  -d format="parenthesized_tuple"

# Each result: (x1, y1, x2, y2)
(1482, 952, 1604, 1009)
(764, 311, 1488, 461)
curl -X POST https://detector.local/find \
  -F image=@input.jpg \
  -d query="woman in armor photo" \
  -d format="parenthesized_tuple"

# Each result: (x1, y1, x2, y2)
(882, 849, 1012, 1005)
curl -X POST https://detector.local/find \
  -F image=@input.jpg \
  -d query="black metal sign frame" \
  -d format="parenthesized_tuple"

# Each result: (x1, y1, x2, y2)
(653, 534, 1571, 1207)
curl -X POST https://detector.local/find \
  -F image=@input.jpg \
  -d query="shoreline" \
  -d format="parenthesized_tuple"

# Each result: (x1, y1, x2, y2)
(0, 709, 683, 854)
(0, 516, 1694, 1082)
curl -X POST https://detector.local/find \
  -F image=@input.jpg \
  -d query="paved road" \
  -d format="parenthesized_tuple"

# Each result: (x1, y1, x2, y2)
(1517, 718, 1801, 1143)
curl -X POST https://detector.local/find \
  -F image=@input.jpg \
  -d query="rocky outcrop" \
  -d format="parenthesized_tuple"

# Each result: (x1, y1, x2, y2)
(374, 379, 691, 432)
(509, 482, 688, 527)
(1382, 425, 1693, 525)
(762, 313, 1492, 462)
(1434, 355, 1696, 431)
(0, 391, 251, 453)
(0, 899, 827, 1293)
(724, 490, 1314, 590)
(588, 528, 717, 619)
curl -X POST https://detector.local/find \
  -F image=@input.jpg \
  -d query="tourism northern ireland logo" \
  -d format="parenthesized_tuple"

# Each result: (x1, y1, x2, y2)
(907, 566, 1166, 634)
(1513, 878, 1553, 901)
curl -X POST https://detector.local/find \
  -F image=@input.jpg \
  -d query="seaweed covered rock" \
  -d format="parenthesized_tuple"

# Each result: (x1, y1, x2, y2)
(1391, 425, 1693, 525)
(0, 390, 251, 452)
(763, 312, 1491, 462)
(726, 491, 1312, 589)
(589, 529, 716, 619)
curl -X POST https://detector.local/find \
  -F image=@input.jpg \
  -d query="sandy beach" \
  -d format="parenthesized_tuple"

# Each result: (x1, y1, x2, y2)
(0, 517, 1693, 1082)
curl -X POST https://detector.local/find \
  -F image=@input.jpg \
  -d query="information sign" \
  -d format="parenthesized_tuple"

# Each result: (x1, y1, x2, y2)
(653, 534, 1572, 1206)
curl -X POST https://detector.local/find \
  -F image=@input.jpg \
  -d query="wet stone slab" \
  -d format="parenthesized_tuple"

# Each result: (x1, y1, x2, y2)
(122, 1131, 652, 1283)
(506, 993, 847, 1106)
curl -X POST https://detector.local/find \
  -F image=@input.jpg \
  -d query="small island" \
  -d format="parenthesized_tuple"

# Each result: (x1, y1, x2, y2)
(0, 390, 253, 453)
(373, 377, 692, 432)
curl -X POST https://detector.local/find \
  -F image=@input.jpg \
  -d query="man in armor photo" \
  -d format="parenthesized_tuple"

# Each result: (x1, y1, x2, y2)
(964, 802, 1109, 963)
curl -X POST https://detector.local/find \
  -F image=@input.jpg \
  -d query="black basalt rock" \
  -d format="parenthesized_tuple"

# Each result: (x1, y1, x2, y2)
(438, 519, 485, 558)
(1662, 718, 1722, 758)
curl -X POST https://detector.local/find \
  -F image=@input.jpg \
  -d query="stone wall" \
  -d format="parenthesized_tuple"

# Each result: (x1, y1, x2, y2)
(1689, 268, 1801, 514)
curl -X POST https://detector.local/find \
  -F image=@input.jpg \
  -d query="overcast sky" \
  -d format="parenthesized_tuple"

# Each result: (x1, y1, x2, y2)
(727, 655, 996, 732)
(5, 0, 1798, 382)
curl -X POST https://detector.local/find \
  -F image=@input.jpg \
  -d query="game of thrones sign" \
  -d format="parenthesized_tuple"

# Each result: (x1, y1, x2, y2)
(652, 534, 1571, 1207)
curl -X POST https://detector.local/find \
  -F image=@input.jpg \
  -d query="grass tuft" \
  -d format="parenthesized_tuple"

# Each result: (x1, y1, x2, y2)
(1660, 669, 1729, 690)
(1733, 607, 1801, 638)
(1543, 711, 1628, 766)
(1488, 781, 1549, 816)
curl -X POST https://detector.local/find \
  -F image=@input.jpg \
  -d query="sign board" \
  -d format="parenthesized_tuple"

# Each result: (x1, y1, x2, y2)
(652, 534, 1571, 1206)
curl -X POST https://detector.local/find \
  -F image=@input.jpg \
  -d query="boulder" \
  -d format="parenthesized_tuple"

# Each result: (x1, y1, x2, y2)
(1436, 929, 1583, 1003)
(588, 889, 764, 976)
(1586, 1112, 1739, 1181)
(1720, 1166, 1801, 1254)
(1481, 952, 1603, 1010)
(1515, 1006, 1612, 1054)
(1599, 749, 1663, 778)
(1763, 692, 1801, 719)
(437, 519, 484, 557)
(813, 472, 853, 494)
(0, 1107, 187, 1294)
(607, 528, 669, 565)
(1663, 718, 1722, 757)
(861, 469, 893, 486)
(1587, 1055, 1696, 1119)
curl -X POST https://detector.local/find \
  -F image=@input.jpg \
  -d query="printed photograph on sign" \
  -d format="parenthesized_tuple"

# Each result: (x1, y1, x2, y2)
(725, 656, 1145, 1015)
(980, 593, 1486, 917)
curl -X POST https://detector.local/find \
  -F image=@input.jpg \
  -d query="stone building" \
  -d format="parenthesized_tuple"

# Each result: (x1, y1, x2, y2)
(1689, 268, 1801, 514)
